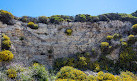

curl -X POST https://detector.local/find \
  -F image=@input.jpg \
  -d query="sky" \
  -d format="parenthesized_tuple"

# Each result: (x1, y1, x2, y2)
(0, 0, 137, 17)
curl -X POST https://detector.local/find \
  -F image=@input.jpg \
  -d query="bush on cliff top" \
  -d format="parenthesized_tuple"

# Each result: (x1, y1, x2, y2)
(38, 16, 48, 24)
(50, 16, 64, 24)
(0, 10, 14, 25)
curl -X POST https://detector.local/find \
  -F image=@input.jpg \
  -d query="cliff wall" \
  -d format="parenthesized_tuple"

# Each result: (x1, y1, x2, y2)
(0, 20, 132, 67)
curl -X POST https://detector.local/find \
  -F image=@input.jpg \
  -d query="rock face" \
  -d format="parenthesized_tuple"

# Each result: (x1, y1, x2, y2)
(0, 20, 132, 68)
(0, 31, 1, 51)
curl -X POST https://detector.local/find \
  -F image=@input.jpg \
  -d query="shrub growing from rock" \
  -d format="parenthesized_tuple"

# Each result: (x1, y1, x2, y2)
(101, 42, 109, 47)
(121, 42, 128, 47)
(132, 24, 137, 32)
(27, 22, 38, 29)
(113, 33, 121, 40)
(128, 35, 135, 41)
(128, 35, 136, 44)
(2, 34, 11, 50)
(65, 29, 73, 36)
(106, 35, 113, 40)
(2, 40, 11, 49)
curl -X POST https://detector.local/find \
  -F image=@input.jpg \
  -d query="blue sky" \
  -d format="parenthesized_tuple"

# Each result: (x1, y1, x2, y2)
(0, 0, 137, 17)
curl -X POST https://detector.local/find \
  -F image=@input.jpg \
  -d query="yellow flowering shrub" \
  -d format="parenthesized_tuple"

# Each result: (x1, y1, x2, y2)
(128, 35, 134, 39)
(55, 79, 75, 81)
(56, 66, 87, 81)
(121, 42, 128, 46)
(65, 29, 73, 36)
(103, 73, 116, 80)
(96, 71, 116, 81)
(2, 34, 11, 50)
(113, 33, 120, 39)
(106, 35, 113, 40)
(33, 63, 39, 66)
(0, 10, 14, 19)
(0, 50, 14, 61)
(132, 24, 137, 32)
(27, 22, 38, 29)
(0, 10, 14, 25)
(2, 40, 11, 48)
(101, 42, 109, 47)
(2, 34, 10, 40)
(27, 22, 34, 26)
(7, 69, 17, 78)
(120, 71, 137, 81)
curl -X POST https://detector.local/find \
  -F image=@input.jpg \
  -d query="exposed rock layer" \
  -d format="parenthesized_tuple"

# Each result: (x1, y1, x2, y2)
(0, 20, 132, 67)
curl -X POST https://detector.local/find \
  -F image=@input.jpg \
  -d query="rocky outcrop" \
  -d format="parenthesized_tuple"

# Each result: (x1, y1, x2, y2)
(0, 20, 132, 68)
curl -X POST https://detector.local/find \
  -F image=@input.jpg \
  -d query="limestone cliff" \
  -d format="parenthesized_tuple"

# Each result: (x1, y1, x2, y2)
(0, 20, 132, 68)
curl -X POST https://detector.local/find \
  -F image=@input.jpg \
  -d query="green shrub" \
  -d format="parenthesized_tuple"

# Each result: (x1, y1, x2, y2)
(38, 16, 48, 24)
(77, 56, 87, 68)
(119, 47, 137, 71)
(65, 29, 73, 36)
(27, 22, 38, 29)
(31, 63, 49, 81)
(56, 66, 87, 81)
(20, 16, 28, 22)
(7, 68, 17, 78)
(120, 47, 136, 62)
(113, 33, 121, 39)
(120, 71, 137, 81)
(106, 35, 113, 40)
(50, 16, 64, 24)
(19, 36, 25, 41)
(75, 14, 87, 22)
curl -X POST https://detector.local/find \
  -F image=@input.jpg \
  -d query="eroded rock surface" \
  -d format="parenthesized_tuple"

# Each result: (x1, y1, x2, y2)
(0, 20, 132, 67)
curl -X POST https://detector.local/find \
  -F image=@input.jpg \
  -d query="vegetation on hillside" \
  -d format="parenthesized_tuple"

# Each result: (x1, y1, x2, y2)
(1, 10, 137, 25)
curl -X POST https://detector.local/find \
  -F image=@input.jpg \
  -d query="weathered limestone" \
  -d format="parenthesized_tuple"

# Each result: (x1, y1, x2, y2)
(0, 20, 133, 68)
